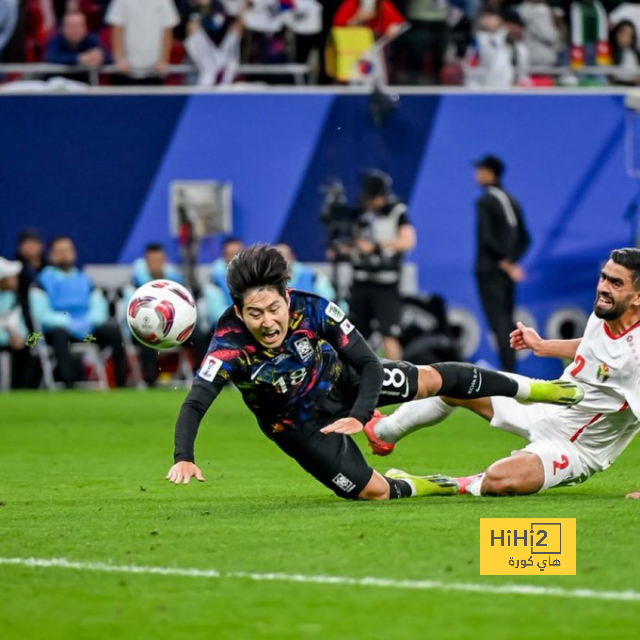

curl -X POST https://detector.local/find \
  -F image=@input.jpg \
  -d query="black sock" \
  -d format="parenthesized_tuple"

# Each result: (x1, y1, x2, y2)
(385, 477, 413, 499)
(430, 362, 518, 399)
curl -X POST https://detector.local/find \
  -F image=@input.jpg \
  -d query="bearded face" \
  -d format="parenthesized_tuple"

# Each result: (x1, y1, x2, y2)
(593, 261, 639, 320)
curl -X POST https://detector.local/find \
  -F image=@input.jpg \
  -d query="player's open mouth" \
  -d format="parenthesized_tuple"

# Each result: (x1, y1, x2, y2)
(597, 294, 613, 307)
(262, 329, 280, 343)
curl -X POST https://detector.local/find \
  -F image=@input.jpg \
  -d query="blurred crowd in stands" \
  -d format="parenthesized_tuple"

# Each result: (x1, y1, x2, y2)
(1, 0, 640, 88)
(0, 168, 466, 390)
(0, 230, 344, 390)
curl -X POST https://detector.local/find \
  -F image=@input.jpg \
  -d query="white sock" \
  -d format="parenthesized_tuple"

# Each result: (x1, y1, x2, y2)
(465, 473, 485, 496)
(508, 373, 532, 400)
(374, 397, 455, 444)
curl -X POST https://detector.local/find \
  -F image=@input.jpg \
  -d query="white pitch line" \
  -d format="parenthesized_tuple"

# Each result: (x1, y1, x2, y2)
(1, 557, 640, 603)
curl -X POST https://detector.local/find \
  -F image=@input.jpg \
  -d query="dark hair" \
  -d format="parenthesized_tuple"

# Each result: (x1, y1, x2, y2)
(360, 169, 393, 199)
(501, 8, 524, 27)
(144, 242, 165, 253)
(17, 229, 42, 245)
(227, 244, 290, 308)
(610, 248, 640, 289)
(222, 236, 243, 249)
(48, 235, 73, 252)
(474, 154, 505, 179)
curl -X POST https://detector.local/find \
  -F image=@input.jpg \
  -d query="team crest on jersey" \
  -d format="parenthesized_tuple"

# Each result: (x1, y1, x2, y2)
(596, 363, 610, 383)
(294, 337, 314, 361)
(325, 302, 345, 322)
(198, 354, 223, 381)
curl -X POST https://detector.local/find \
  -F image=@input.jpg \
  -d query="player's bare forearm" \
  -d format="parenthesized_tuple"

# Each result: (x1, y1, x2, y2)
(510, 322, 580, 360)
(625, 489, 640, 499)
(531, 338, 581, 360)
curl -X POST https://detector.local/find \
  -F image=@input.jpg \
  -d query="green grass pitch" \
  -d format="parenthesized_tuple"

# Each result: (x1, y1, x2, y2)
(1, 389, 639, 639)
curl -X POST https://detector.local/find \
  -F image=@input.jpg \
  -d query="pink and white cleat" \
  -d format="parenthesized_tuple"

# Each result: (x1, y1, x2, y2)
(363, 410, 396, 456)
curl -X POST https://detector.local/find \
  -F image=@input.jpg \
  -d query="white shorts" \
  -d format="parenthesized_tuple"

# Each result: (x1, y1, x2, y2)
(490, 397, 595, 490)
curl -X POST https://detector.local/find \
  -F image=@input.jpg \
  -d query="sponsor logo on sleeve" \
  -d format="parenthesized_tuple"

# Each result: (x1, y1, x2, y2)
(325, 302, 345, 322)
(198, 354, 223, 382)
(340, 319, 354, 335)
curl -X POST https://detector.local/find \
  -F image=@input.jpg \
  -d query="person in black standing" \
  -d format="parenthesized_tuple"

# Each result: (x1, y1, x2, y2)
(473, 155, 530, 372)
(348, 170, 416, 361)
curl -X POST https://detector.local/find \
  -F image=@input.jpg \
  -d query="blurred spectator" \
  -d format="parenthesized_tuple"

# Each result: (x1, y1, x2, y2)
(333, 0, 405, 38)
(274, 243, 336, 300)
(106, 0, 180, 85)
(568, 0, 610, 69)
(464, 8, 529, 88)
(180, 0, 247, 86)
(210, 236, 243, 305)
(518, 0, 564, 68)
(473, 155, 530, 372)
(0, 0, 18, 59)
(131, 242, 183, 288)
(0, 256, 30, 388)
(401, 0, 449, 85)
(610, 1, 640, 42)
(53, 0, 72, 24)
(175, 0, 231, 42)
(608, 19, 640, 85)
(202, 236, 243, 330)
(45, 11, 107, 82)
(347, 170, 416, 361)
(30, 236, 127, 388)
(14, 229, 45, 332)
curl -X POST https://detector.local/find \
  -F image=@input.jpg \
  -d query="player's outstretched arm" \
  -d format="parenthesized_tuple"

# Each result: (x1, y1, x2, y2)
(166, 461, 205, 484)
(625, 489, 640, 499)
(167, 377, 221, 485)
(510, 321, 581, 360)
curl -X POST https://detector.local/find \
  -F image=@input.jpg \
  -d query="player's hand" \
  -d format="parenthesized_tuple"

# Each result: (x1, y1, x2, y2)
(115, 59, 131, 73)
(509, 321, 542, 352)
(320, 417, 364, 435)
(166, 461, 205, 484)
(625, 490, 640, 499)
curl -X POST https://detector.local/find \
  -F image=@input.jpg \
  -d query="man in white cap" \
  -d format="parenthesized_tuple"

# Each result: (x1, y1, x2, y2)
(0, 256, 29, 388)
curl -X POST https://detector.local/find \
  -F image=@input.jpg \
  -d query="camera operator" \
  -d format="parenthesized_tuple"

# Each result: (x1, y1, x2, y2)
(347, 170, 416, 360)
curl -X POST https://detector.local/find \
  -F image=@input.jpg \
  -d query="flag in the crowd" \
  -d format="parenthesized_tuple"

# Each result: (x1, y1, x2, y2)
(465, 37, 480, 68)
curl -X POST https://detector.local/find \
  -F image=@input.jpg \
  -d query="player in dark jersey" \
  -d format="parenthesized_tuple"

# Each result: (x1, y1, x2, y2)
(166, 245, 584, 501)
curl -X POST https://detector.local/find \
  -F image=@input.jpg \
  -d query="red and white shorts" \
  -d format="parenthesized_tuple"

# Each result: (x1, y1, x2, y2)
(490, 396, 596, 490)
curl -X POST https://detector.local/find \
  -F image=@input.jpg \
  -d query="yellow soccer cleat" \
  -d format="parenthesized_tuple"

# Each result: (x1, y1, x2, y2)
(385, 468, 459, 496)
(525, 379, 584, 407)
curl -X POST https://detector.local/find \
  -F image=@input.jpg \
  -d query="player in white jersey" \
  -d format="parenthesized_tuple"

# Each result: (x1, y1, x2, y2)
(363, 247, 640, 499)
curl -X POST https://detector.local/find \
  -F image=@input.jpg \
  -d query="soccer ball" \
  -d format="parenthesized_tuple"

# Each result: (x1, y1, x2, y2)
(127, 280, 197, 350)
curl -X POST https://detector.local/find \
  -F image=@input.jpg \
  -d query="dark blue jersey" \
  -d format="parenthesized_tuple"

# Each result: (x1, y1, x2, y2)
(197, 290, 365, 436)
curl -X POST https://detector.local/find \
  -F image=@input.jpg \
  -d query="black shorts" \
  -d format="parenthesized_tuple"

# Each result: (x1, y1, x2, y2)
(378, 359, 420, 406)
(269, 359, 419, 500)
(272, 428, 373, 500)
(349, 281, 402, 338)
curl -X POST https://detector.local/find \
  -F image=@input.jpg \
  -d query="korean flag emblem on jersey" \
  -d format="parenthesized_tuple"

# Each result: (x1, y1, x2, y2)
(325, 302, 345, 322)
(340, 319, 354, 335)
(199, 354, 223, 381)
(294, 337, 314, 361)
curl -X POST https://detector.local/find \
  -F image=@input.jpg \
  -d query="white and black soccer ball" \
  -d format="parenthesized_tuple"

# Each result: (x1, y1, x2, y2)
(127, 280, 197, 350)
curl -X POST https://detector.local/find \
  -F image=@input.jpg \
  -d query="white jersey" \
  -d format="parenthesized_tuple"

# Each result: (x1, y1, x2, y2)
(552, 313, 640, 468)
